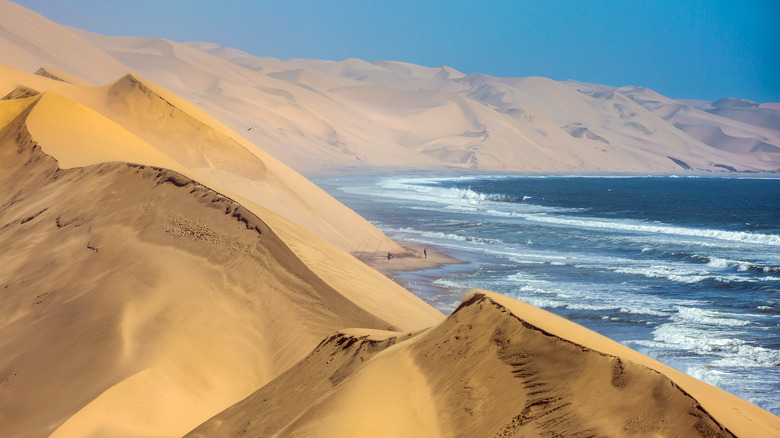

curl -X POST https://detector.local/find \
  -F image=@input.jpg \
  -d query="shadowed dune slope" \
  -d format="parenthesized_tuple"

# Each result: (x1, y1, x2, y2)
(0, 66, 441, 331)
(188, 291, 780, 438)
(0, 95, 441, 438)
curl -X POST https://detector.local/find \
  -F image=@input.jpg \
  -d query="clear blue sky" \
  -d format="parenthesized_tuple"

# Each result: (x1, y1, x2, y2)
(14, 0, 780, 102)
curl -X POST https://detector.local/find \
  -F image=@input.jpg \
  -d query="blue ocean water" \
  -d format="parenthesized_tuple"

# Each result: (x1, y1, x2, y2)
(314, 174, 780, 415)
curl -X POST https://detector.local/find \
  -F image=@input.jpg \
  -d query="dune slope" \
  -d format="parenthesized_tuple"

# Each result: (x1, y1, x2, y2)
(0, 0, 128, 84)
(0, 64, 405, 256)
(188, 291, 780, 438)
(2, 2, 778, 174)
(0, 94, 441, 437)
(82, 34, 780, 173)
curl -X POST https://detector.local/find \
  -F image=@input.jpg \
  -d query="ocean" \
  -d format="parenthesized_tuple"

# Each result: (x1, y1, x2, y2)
(314, 174, 780, 415)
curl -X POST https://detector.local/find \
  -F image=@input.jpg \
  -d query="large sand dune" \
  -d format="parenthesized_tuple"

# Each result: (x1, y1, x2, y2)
(1, 2, 779, 437)
(85, 38, 780, 173)
(0, 93, 441, 437)
(187, 291, 780, 437)
(2, 1, 777, 174)
(0, 64, 403, 256)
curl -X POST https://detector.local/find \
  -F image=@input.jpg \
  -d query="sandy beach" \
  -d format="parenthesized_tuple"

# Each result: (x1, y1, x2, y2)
(359, 241, 466, 275)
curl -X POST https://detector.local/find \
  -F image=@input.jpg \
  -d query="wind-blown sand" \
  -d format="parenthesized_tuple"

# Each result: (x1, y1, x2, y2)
(1, 1, 779, 437)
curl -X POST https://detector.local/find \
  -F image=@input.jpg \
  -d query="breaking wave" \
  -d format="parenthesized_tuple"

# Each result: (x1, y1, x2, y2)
(518, 214, 780, 246)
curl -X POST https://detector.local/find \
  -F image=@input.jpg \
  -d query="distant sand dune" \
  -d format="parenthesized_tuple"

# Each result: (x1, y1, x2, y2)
(33, 67, 93, 85)
(2, 0, 777, 173)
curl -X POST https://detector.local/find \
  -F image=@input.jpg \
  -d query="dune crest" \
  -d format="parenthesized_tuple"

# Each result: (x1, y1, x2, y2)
(0, 64, 403, 255)
(188, 291, 780, 437)
(2, 2, 777, 173)
(0, 92, 441, 437)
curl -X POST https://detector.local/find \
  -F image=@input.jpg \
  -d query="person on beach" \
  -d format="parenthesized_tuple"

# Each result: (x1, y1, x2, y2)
(387, 252, 393, 261)
(424, 248, 427, 259)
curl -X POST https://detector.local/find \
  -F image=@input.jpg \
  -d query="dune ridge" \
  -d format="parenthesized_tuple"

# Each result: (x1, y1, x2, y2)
(188, 290, 780, 437)
(85, 37, 780, 173)
(3, 1, 777, 174)
(0, 2, 778, 437)
(0, 89, 441, 437)
(0, 64, 403, 256)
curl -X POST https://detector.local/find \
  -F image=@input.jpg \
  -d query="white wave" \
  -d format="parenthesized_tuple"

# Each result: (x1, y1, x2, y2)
(507, 272, 678, 317)
(619, 306, 668, 317)
(519, 214, 780, 246)
(340, 176, 578, 216)
(638, 320, 780, 370)
(609, 265, 737, 284)
(380, 177, 521, 204)
(431, 278, 468, 289)
(703, 255, 780, 273)
(710, 344, 780, 368)
(673, 306, 752, 327)
(706, 256, 753, 271)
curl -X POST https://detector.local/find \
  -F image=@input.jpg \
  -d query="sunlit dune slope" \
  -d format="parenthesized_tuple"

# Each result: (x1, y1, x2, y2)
(188, 291, 780, 438)
(2, 1, 777, 174)
(0, 64, 403, 255)
(82, 34, 780, 173)
(0, 92, 442, 438)
(0, 0, 129, 84)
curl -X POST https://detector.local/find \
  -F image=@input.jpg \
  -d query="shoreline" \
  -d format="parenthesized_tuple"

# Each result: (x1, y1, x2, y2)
(359, 240, 473, 315)
(358, 241, 467, 277)
(306, 166, 780, 179)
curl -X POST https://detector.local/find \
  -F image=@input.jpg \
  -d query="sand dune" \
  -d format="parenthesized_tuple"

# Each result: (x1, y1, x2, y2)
(33, 67, 93, 85)
(0, 95, 441, 437)
(147, 42, 780, 171)
(686, 98, 780, 131)
(2, 1, 777, 173)
(188, 291, 780, 437)
(0, 64, 404, 256)
(1, 2, 779, 437)
(0, 0, 129, 84)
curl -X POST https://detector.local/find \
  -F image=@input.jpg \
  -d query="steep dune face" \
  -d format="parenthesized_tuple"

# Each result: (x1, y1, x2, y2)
(185, 329, 413, 438)
(0, 91, 441, 438)
(0, 64, 405, 255)
(23, 90, 189, 171)
(189, 291, 780, 438)
(103, 74, 267, 180)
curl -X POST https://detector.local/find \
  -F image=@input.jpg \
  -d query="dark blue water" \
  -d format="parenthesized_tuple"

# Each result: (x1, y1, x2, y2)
(314, 174, 780, 415)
